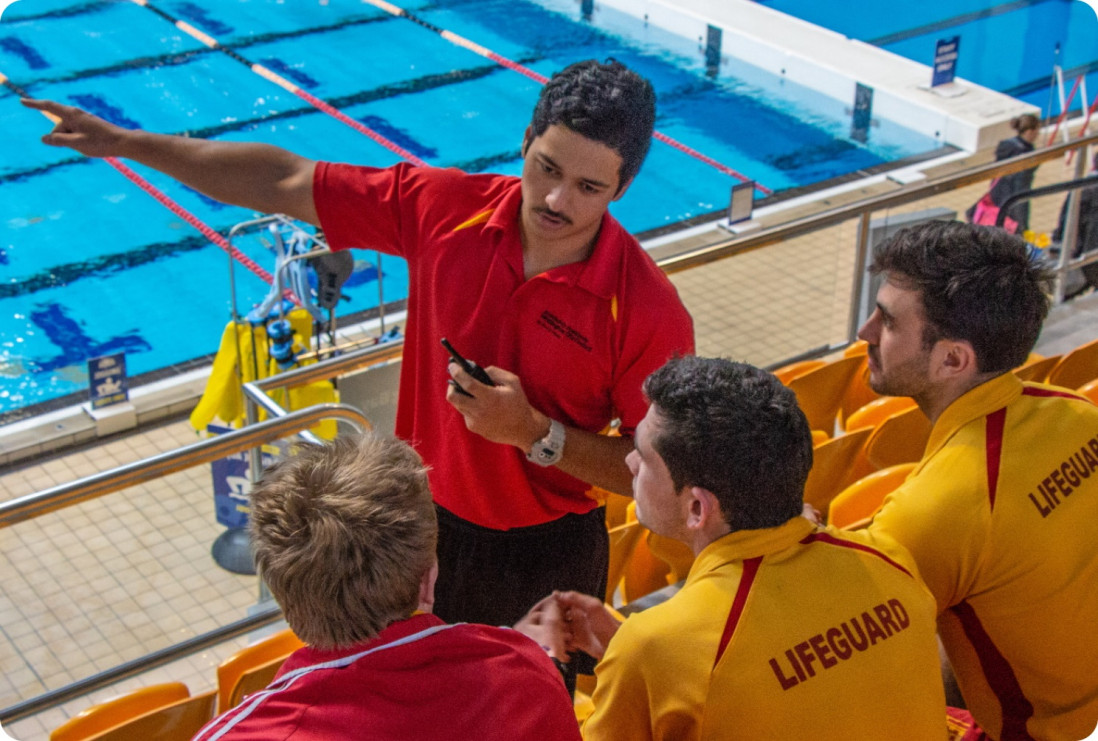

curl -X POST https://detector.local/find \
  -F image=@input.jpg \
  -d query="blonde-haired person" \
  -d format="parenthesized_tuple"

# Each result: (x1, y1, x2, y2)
(193, 434, 580, 741)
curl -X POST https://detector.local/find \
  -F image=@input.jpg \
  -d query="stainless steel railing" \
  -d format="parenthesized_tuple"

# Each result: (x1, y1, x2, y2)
(0, 404, 373, 723)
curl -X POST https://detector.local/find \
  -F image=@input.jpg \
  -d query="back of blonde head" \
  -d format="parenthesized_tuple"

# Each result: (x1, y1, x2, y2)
(249, 433, 437, 649)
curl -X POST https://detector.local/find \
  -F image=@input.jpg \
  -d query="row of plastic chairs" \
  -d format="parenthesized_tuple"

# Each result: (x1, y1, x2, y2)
(50, 628, 304, 741)
(777, 336, 1098, 440)
(789, 336, 1098, 531)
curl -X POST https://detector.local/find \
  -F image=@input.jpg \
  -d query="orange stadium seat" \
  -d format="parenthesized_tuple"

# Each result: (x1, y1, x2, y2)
(216, 628, 304, 713)
(50, 683, 215, 741)
(787, 355, 865, 436)
(802, 426, 873, 513)
(1078, 378, 1098, 404)
(864, 405, 932, 471)
(605, 519, 645, 605)
(1014, 352, 1061, 383)
(773, 359, 826, 385)
(828, 463, 917, 530)
(1047, 338, 1098, 390)
(844, 396, 917, 432)
(620, 529, 672, 604)
(839, 358, 881, 430)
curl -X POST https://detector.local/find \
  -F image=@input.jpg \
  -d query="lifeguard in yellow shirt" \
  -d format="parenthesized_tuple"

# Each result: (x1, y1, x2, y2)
(859, 221, 1098, 741)
(552, 356, 946, 741)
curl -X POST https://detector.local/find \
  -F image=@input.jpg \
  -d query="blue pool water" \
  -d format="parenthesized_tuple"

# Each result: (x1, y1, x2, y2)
(762, 0, 1098, 115)
(0, 0, 942, 415)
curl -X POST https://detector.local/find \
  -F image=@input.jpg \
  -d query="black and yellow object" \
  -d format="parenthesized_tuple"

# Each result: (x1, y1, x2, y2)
(190, 308, 337, 439)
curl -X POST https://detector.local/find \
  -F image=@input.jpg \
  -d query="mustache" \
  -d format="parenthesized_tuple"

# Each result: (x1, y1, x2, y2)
(534, 206, 572, 225)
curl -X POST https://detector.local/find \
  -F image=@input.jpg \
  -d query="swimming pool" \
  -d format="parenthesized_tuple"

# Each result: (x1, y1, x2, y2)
(0, 0, 942, 416)
(763, 0, 1098, 115)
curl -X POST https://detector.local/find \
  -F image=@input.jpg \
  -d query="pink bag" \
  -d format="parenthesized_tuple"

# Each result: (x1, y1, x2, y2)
(969, 181, 1019, 234)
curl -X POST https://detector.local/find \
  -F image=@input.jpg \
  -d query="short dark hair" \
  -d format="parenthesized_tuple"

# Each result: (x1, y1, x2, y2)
(870, 221, 1052, 373)
(642, 356, 811, 531)
(528, 58, 656, 191)
(249, 434, 436, 649)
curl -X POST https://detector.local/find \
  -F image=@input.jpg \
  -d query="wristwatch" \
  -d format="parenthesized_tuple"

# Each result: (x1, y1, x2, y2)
(527, 418, 565, 467)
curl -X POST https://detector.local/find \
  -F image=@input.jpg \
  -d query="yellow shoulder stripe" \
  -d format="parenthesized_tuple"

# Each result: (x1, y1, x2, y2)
(452, 209, 495, 232)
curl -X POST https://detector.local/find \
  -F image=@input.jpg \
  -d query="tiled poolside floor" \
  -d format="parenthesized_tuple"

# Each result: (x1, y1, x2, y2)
(2, 153, 1095, 740)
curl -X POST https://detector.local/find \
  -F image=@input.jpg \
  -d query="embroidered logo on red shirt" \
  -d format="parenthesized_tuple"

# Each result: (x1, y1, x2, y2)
(537, 310, 592, 352)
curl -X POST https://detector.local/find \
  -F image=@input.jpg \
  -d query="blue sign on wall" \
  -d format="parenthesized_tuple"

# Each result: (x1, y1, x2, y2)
(932, 37, 960, 87)
(208, 424, 278, 530)
(88, 353, 128, 409)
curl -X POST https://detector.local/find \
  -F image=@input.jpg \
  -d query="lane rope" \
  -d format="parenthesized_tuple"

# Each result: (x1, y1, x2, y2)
(3, 70, 290, 294)
(361, 0, 773, 195)
(127, 0, 428, 167)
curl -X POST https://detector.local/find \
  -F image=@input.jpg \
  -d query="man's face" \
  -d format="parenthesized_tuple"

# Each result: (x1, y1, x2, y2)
(857, 275, 938, 398)
(626, 405, 688, 540)
(520, 124, 625, 254)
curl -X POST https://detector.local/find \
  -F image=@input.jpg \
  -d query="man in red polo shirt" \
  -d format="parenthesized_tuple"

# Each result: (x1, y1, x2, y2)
(25, 61, 693, 673)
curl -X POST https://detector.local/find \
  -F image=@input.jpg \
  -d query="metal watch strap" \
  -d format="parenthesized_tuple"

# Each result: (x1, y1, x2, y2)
(526, 418, 565, 466)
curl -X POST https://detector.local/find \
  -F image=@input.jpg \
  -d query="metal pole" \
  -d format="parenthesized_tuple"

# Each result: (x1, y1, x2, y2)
(848, 212, 874, 342)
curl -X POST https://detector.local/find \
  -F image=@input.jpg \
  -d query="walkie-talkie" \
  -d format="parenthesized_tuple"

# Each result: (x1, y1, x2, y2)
(441, 338, 496, 397)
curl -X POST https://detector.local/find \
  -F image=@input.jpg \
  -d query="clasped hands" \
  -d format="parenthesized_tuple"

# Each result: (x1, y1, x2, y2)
(514, 591, 622, 663)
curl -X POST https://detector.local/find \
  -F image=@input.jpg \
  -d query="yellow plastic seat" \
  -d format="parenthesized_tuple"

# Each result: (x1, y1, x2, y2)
(574, 690, 596, 723)
(645, 530, 695, 584)
(843, 340, 869, 358)
(620, 529, 672, 604)
(864, 405, 932, 471)
(217, 628, 304, 713)
(1014, 352, 1061, 383)
(802, 426, 873, 513)
(787, 355, 866, 435)
(1047, 338, 1098, 390)
(844, 396, 917, 431)
(51, 683, 215, 741)
(828, 463, 917, 530)
(602, 491, 633, 529)
(605, 518, 645, 604)
(1078, 378, 1098, 403)
(773, 359, 826, 385)
(839, 357, 881, 430)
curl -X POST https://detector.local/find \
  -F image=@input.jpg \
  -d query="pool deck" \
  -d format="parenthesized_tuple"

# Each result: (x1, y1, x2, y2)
(601, 0, 1039, 151)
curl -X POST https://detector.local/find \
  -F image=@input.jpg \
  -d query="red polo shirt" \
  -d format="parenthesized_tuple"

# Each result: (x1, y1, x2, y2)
(193, 614, 580, 740)
(314, 163, 694, 529)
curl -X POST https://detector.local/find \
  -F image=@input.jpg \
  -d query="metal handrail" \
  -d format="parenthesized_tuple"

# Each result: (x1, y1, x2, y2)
(0, 404, 372, 723)
(1, 605, 284, 724)
(247, 336, 404, 393)
(0, 403, 372, 529)
(655, 132, 1098, 275)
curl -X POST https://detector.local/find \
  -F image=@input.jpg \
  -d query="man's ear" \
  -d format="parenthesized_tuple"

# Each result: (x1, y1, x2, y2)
(521, 126, 533, 158)
(417, 560, 439, 614)
(685, 486, 721, 530)
(612, 177, 633, 201)
(933, 338, 979, 383)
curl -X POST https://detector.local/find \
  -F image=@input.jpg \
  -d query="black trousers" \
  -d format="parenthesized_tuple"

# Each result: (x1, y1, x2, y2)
(432, 504, 608, 687)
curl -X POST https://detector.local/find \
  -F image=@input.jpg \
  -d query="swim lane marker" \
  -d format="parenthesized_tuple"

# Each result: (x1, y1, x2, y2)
(360, 0, 773, 195)
(127, 0, 428, 167)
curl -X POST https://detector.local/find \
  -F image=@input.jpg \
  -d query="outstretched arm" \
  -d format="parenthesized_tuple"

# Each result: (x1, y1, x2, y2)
(21, 97, 319, 225)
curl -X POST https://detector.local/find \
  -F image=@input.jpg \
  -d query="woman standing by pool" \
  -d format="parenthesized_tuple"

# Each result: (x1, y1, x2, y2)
(967, 113, 1041, 233)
